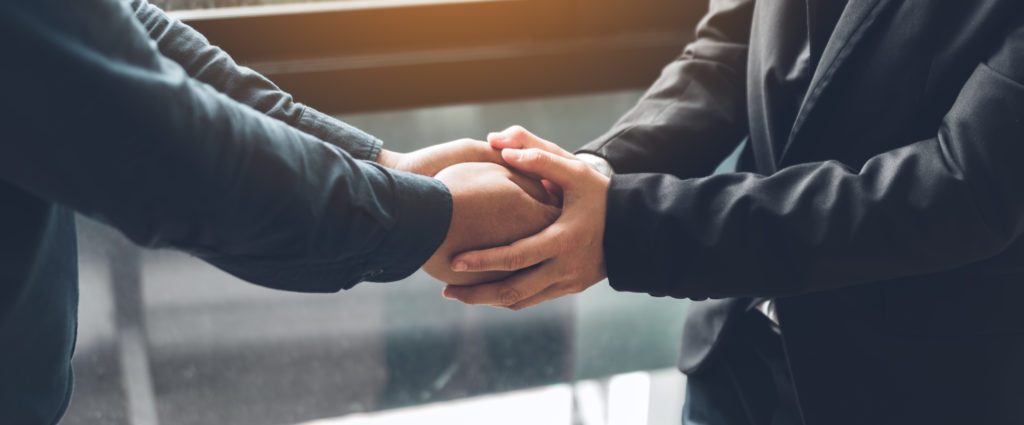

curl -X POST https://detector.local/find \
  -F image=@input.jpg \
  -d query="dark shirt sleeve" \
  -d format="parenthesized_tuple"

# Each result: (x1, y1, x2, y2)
(603, 19, 1024, 300)
(129, 0, 382, 161)
(0, 0, 451, 292)
(577, 0, 754, 178)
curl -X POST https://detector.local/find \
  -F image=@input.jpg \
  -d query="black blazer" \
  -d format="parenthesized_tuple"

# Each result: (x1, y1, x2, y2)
(581, 0, 1024, 423)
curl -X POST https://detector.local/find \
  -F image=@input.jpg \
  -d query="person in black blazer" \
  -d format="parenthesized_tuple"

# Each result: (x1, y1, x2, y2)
(445, 0, 1024, 423)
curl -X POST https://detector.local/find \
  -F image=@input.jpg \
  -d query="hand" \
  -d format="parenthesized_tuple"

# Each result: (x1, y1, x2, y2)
(377, 139, 504, 177)
(423, 161, 560, 286)
(442, 126, 610, 310)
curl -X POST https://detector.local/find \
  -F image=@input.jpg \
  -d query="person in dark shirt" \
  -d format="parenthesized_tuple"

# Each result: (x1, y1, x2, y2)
(0, 0, 556, 423)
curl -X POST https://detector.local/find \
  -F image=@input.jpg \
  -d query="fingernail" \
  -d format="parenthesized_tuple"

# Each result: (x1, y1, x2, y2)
(452, 261, 468, 272)
(503, 149, 523, 161)
(488, 132, 504, 143)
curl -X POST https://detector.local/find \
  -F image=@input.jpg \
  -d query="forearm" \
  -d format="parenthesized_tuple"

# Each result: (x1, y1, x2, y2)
(1, 0, 450, 292)
(605, 61, 1024, 300)
(579, 0, 753, 177)
(130, 0, 382, 161)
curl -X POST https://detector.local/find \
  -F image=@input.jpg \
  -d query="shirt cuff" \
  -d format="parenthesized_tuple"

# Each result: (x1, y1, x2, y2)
(364, 167, 453, 283)
(297, 106, 383, 161)
(602, 174, 690, 298)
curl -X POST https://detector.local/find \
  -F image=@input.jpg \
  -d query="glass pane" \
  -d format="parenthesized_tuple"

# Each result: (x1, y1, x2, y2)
(65, 90, 705, 425)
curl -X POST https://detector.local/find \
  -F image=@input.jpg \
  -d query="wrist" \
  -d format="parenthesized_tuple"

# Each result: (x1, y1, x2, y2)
(376, 149, 403, 169)
(575, 153, 615, 177)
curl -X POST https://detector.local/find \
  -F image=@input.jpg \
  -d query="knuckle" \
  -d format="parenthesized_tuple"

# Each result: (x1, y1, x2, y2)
(498, 287, 523, 306)
(570, 160, 590, 174)
(464, 256, 487, 272)
(503, 250, 526, 270)
(525, 149, 547, 164)
(507, 125, 529, 138)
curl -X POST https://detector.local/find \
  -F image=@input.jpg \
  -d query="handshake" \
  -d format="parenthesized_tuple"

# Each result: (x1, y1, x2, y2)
(380, 126, 611, 310)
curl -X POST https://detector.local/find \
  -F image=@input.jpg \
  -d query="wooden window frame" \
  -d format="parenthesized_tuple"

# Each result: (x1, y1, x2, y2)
(173, 0, 707, 113)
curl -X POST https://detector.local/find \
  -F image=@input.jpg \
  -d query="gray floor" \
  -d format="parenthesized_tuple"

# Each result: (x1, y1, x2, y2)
(61, 90, 698, 425)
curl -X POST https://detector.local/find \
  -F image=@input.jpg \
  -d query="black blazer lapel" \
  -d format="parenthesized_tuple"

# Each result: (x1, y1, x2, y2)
(779, 0, 897, 163)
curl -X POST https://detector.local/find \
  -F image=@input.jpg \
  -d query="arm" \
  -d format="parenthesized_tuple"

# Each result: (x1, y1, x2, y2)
(603, 44, 1024, 299)
(0, 0, 450, 292)
(130, 0, 505, 174)
(130, 0, 384, 160)
(446, 18, 1024, 305)
(578, 0, 754, 178)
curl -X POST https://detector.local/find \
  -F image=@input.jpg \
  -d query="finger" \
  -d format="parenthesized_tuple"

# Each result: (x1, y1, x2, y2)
(442, 266, 559, 307)
(487, 131, 516, 149)
(506, 284, 571, 311)
(410, 139, 502, 176)
(448, 139, 503, 165)
(541, 179, 564, 206)
(488, 126, 573, 158)
(451, 224, 564, 272)
(465, 140, 504, 163)
(502, 148, 587, 189)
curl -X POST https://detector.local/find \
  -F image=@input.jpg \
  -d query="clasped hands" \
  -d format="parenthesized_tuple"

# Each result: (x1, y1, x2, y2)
(380, 126, 609, 310)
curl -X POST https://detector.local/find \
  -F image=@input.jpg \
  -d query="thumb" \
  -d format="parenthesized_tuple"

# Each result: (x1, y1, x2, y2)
(502, 148, 583, 189)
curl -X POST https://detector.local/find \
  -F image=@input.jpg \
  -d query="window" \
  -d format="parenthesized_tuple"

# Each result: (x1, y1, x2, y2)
(171, 0, 705, 113)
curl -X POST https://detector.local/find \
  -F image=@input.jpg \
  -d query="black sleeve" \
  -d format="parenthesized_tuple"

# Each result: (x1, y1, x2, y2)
(0, 0, 452, 293)
(130, 0, 383, 161)
(603, 20, 1024, 300)
(578, 0, 753, 178)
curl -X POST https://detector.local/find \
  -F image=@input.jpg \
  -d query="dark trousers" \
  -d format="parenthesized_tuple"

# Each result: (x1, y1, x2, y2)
(681, 312, 803, 425)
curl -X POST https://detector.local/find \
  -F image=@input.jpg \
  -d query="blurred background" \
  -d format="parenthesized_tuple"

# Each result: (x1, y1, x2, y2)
(61, 1, 729, 424)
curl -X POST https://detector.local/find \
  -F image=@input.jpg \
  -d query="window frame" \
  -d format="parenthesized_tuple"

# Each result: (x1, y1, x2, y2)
(172, 0, 706, 113)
